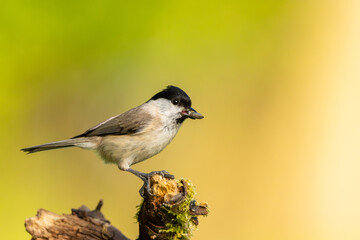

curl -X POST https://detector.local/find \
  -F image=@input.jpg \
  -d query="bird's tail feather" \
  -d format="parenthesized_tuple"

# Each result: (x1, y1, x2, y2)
(21, 138, 94, 154)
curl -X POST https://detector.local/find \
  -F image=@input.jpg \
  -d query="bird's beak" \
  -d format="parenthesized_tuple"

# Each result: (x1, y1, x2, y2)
(182, 107, 204, 120)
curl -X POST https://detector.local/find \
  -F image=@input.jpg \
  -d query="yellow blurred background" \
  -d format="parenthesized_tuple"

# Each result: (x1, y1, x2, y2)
(1, 0, 360, 239)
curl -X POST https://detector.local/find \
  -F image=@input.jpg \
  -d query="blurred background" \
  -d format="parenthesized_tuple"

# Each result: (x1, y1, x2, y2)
(1, 0, 360, 239)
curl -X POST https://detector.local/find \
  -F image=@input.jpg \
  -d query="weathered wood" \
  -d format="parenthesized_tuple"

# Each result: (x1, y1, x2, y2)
(25, 175, 208, 240)
(25, 201, 129, 240)
(137, 176, 208, 240)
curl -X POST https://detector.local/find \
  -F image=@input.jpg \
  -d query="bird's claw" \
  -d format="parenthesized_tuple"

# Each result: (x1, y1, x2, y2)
(148, 170, 175, 179)
(139, 170, 175, 197)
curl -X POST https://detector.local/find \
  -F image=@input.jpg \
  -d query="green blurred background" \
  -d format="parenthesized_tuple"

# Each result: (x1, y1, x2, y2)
(1, 0, 360, 239)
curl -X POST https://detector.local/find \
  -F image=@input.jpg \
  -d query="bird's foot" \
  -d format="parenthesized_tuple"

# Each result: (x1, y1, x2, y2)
(139, 170, 175, 197)
(125, 168, 175, 197)
(147, 170, 175, 180)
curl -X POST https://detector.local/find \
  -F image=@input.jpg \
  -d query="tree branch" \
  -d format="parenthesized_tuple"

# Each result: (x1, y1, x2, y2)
(25, 175, 208, 240)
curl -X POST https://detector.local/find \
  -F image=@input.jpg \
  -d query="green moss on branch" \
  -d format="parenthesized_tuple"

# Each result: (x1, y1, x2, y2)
(136, 175, 208, 240)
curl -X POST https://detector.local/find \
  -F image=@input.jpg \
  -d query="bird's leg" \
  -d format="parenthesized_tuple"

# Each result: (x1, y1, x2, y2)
(125, 168, 175, 197)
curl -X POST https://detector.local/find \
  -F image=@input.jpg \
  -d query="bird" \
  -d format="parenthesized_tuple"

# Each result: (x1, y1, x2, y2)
(21, 85, 204, 195)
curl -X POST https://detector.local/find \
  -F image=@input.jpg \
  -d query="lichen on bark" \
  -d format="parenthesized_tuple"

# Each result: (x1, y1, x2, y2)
(136, 175, 208, 240)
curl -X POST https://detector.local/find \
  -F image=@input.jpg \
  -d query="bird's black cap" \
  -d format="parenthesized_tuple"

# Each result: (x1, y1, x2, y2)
(150, 86, 192, 108)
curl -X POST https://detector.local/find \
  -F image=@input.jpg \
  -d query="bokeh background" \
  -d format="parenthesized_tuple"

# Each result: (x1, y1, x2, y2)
(1, 1, 360, 239)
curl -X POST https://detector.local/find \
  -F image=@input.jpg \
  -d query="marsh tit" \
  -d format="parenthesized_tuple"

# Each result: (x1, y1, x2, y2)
(22, 86, 203, 194)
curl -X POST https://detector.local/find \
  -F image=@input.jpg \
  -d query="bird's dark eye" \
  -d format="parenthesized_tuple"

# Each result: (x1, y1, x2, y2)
(172, 99, 179, 105)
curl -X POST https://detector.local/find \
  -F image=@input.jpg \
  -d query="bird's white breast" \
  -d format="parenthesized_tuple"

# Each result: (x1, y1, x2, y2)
(97, 99, 183, 170)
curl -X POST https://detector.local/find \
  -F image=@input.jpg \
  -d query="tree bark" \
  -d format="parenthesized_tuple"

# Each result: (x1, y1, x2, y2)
(25, 175, 208, 240)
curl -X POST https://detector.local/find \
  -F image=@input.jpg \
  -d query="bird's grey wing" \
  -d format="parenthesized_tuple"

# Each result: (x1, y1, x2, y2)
(72, 107, 152, 138)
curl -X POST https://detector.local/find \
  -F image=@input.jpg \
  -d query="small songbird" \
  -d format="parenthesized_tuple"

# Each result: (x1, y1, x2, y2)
(21, 86, 203, 194)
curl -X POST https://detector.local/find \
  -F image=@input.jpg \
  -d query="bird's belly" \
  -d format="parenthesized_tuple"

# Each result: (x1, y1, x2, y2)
(97, 128, 178, 167)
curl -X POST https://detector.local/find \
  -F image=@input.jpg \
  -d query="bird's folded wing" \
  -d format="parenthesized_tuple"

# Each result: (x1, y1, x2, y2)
(72, 106, 151, 138)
